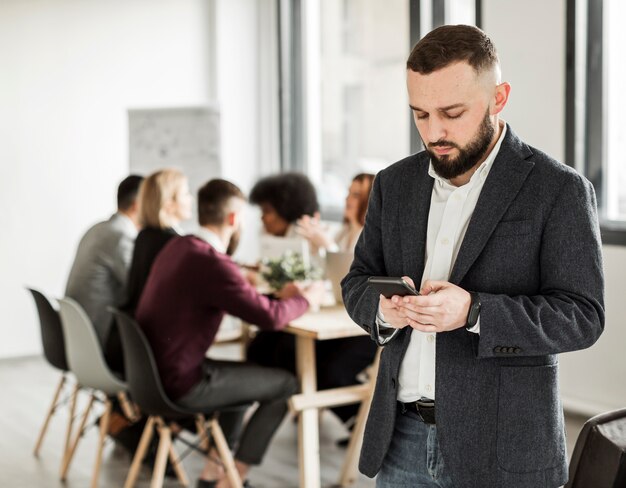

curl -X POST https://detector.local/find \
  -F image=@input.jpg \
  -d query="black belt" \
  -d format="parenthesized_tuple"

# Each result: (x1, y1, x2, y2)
(399, 399, 436, 425)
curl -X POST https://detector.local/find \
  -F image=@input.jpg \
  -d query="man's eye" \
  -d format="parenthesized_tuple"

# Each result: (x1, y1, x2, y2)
(445, 112, 464, 119)
(416, 113, 429, 120)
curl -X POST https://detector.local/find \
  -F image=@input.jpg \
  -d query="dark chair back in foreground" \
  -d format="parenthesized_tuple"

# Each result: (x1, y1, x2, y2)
(566, 408, 626, 488)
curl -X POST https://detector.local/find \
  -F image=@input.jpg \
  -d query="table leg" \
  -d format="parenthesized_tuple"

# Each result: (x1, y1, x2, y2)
(338, 349, 381, 486)
(296, 335, 320, 488)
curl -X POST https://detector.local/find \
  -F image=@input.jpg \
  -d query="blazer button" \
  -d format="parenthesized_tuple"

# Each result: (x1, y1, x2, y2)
(514, 347, 522, 354)
(391, 378, 396, 389)
(505, 347, 513, 354)
(494, 346, 502, 353)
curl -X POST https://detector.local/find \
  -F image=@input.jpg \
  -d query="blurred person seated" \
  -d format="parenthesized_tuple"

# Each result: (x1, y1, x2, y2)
(249, 172, 319, 238)
(296, 173, 375, 253)
(65, 175, 143, 347)
(247, 173, 378, 442)
(135, 179, 325, 488)
(105, 168, 193, 373)
(103, 169, 193, 462)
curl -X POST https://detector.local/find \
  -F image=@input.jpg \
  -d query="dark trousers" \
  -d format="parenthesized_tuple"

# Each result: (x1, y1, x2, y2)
(247, 331, 377, 424)
(176, 358, 298, 465)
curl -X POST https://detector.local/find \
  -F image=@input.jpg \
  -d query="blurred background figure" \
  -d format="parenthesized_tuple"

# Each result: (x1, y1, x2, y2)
(121, 168, 193, 316)
(106, 167, 192, 374)
(65, 174, 143, 347)
(249, 172, 319, 238)
(103, 168, 193, 462)
(296, 173, 375, 254)
(247, 172, 378, 444)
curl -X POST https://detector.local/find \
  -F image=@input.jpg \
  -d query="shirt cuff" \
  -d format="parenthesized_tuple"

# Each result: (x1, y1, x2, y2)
(375, 307, 398, 344)
(467, 316, 480, 334)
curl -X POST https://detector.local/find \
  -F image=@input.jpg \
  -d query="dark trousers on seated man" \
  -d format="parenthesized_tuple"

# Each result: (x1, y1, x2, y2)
(177, 359, 298, 464)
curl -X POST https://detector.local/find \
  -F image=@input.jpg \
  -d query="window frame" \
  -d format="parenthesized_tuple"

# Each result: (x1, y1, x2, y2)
(566, 0, 626, 245)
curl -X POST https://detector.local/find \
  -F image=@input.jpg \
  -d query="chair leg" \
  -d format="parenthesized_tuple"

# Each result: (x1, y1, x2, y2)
(124, 416, 156, 488)
(195, 415, 209, 453)
(90, 398, 112, 488)
(33, 373, 66, 457)
(209, 417, 242, 488)
(150, 418, 172, 488)
(60, 393, 95, 480)
(60, 382, 79, 470)
(167, 438, 189, 487)
(117, 391, 140, 422)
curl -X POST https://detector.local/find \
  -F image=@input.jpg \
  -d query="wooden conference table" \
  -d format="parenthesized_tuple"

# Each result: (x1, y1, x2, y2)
(283, 305, 380, 488)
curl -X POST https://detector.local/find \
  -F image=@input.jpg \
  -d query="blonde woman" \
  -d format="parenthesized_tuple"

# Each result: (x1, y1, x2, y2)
(105, 168, 192, 375)
(123, 168, 193, 314)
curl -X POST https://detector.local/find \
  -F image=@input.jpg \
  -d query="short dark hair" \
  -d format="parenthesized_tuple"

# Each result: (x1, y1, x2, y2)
(249, 173, 319, 223)
(406, 24, 498, 75)
(198, 179, 245, 226)
(117, 175, 143, 211)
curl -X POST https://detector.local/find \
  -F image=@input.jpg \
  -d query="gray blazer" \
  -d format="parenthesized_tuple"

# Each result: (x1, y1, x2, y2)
(342, 126, 605, 488)
(65, 213, 137, 345)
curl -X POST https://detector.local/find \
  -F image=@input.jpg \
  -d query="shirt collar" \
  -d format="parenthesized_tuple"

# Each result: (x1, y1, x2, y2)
(427, 121, 508, 186)
(195, 227, 227, 254)
(114, 212, 138, 236)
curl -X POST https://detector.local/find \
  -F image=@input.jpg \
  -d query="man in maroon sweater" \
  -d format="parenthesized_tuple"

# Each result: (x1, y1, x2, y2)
(136, 179, 324, 488)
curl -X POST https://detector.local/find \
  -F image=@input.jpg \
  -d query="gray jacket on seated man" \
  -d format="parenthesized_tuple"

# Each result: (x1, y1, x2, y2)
(65, 175, 143, 346)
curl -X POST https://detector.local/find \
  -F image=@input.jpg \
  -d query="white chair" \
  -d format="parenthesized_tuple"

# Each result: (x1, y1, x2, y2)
(58, 297, 138, 488)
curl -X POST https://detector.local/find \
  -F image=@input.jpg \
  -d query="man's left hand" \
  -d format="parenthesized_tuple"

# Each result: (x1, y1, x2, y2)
(397, 280, 471, 333)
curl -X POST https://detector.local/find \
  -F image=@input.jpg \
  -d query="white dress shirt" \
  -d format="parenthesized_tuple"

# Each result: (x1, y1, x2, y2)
(382, 122, 507, 402)
(196, 227, 226, 254)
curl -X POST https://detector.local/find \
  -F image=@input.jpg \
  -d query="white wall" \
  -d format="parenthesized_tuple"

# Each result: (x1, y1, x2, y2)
(0, 0, 277, 358)
(484, 0, 626, 415)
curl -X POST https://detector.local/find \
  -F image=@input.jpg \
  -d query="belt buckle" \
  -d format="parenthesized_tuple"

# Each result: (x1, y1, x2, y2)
(415, 399, 435, 424)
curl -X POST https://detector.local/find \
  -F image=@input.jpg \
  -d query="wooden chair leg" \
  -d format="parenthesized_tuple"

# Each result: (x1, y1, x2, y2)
(209, 417, 242, 488)
(91, 398, 112, 488)
(167, 439, 189, 487)
(60, 382, 79, 471)
(150, 418, 172, 488)
(60, 392, 94, 480)
(117, 391, 140, 422)
(195, 415, 209, 453)
(33, 373, 66, 457)
(124, 416, 156, 488)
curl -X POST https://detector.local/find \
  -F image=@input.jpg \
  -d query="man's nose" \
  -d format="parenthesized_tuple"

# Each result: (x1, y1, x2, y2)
(427, 116, 447, 143)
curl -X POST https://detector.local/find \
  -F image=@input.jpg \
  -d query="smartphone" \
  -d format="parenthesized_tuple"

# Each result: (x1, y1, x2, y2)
(367, 276, 419, 298)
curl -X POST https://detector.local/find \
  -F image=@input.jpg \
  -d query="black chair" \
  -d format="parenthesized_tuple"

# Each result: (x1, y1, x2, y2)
(27, 288, 80, 463)
(566, 408, 626, 488)
(112, 309, 247, 488)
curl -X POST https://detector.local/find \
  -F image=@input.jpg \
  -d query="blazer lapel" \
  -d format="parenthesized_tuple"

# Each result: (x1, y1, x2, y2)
(449, 126, 535, 285)
(400, 154, 433, 279)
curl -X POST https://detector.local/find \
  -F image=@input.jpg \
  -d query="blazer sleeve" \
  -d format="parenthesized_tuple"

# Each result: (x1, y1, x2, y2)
(476, 174, 605, 358)
(342, 173, 396, 345)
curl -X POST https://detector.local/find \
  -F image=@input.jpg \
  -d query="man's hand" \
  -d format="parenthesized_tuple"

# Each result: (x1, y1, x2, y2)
(396, 280, 471, 333)
(377, 276, 416, 329)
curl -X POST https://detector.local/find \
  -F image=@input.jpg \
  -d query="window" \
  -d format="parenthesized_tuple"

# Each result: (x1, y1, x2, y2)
(568, 0, 626, 244)
(279, 0, 481, 218)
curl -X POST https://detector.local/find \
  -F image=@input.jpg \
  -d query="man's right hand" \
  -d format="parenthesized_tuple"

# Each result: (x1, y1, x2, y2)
(300, 280, 326, 309)
(378, 275, 415, 329)
(276, 281, 326, 309)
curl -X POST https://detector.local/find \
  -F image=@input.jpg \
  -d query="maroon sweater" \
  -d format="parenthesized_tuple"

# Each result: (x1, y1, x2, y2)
(135, 235, 309, 400)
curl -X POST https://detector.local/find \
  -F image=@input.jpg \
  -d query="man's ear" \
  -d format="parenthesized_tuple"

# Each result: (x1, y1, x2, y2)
(226, 211, 237, 227)
(491, 82, 511, 115)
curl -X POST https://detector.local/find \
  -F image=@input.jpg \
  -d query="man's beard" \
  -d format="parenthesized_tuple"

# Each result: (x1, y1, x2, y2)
(226, 227, 241, 256)
(425, 109, 495, 180)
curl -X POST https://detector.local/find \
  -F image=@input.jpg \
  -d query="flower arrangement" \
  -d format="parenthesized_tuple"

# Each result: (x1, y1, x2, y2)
(260, 251, 323, 291)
